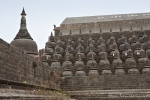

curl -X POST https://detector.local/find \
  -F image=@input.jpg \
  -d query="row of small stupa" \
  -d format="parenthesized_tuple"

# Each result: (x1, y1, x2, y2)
(41, 26, 150, 77)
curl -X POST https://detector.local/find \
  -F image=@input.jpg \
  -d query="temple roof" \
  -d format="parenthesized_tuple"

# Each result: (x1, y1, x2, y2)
(62, 12, 150, 24)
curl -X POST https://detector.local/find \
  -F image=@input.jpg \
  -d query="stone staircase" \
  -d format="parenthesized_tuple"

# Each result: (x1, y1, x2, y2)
(61, 74, 150, 91)
(0, 89, 73, 100)
(64, 89, 150, 100)
(61, 73, 150, 100)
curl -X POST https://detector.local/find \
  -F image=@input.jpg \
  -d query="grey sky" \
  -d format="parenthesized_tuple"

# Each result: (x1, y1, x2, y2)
(1, 0, 150, 50)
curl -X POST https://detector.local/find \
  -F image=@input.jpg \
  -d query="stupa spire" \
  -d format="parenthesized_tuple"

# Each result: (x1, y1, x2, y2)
(141, 25, 143, 30)
(120, 26, 122, 32)
(100, 28, 102, 33)
(51, 32, 53, 36)
(14, 8, 32, 40)
(110, 28, 113, 37)
(110, 27, 112, 33)
(130, 26, 133, 32)
(79, 29, 82, 34)
(120, 26, 124, 37)
(21, 7, 26, 16)
(70, 30, 72, 35)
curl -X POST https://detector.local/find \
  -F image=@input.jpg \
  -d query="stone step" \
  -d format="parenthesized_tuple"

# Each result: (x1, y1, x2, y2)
(0, 97, 46, 100)
(61, 85, 145, 91)
(0, 89, 73, 100)
(64, 89, 150, 100)
(74, 97, 150, 100)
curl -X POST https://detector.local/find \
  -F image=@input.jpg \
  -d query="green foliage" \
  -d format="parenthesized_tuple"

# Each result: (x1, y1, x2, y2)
(40, 83, 44, 87)
(8, 85, 12, 89)
(23, 80, 27, 84)
(139, 83, 145, 87)
(35, 77, 38, 81)
(67, 92, 71, 97)
(48, 96, 52, 99)
(82, 98, 86, 100)
(38, 87, 41, 92)
(57, 88, 62, 92)
(55, 91, 62, 95)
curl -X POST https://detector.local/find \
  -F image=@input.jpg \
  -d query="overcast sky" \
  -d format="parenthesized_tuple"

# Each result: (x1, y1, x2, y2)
(1, 0, 150, 50)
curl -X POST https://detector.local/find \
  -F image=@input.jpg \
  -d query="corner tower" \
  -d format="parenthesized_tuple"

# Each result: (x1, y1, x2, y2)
(11, 8, 38, 55)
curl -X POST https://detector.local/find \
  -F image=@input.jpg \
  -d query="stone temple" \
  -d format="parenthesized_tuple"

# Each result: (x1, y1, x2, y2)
(1, 8, 150, 100)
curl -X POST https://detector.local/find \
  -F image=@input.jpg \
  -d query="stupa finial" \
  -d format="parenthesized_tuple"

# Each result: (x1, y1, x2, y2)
(21, 7, 26, 16)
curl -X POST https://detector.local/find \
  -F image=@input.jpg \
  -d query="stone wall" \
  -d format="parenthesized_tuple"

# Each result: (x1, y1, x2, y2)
(60, 19, 150, 35)
(0, 38, 61, 90)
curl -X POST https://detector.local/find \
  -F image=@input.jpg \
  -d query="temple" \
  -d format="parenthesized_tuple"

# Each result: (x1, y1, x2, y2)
(1, 8, 150, 99)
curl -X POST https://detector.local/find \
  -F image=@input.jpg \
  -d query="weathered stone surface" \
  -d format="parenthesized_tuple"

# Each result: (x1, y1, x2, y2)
(65, 89, 150, 100)
(0, 89, 73, 100)
(61, 73, 150, 91)
(0, 38, 61, 90)
(60, 13, 150, 35)
(3, 10, 150, 100)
